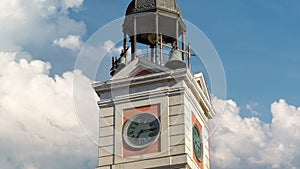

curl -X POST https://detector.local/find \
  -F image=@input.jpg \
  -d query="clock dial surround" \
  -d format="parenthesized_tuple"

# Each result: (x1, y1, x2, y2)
(123, 113, 160, 150)
(193, 124, 203, 162)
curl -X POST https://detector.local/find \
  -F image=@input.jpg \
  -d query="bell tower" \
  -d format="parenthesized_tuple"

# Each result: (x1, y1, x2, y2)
(93, 1, 215, 169)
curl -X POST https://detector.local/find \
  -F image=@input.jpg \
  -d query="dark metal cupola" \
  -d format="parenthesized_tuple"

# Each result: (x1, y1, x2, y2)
(124, 0, 186, 60)
(124, 0, 185, 46)
(111, 0, 195, 76)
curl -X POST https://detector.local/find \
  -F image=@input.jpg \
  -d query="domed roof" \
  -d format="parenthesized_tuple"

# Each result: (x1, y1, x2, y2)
(126, 0, 182, 17)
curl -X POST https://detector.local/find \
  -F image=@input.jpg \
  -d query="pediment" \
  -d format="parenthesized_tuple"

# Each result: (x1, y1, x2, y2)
(110, 57, 170, 80)
(194, 73, 211, 102)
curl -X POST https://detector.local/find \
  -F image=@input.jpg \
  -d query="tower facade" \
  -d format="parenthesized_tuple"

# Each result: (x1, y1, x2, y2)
(93, 1, 215, 169)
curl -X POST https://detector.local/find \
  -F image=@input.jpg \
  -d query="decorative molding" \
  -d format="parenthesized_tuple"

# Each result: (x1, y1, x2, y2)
(98, 87, 184, 108)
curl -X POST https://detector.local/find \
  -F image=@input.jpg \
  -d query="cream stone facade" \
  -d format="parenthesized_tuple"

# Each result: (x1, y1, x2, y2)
(93, 57, 215, 169)
(93, 0, 215, 168)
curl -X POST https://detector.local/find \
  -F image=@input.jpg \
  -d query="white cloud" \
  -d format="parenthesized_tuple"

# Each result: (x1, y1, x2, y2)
(62, 0, 84, 9)
(1, 50, 300, 169)
(211, 98, 300, 169)
(103, 40, 123, 54)
(53, 35, 83, 51)
(0, 52, 98, 169)
(0, 0, 86, 52)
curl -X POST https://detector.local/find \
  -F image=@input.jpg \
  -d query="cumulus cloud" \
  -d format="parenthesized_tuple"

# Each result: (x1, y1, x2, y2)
(211, 98, 300, 169)
(0, 52, 98, 169)
(53, 35, 83, 51)
(1, 50, 300, 169)
(0, 0, 85, 53)
(1, 1, 299, 165)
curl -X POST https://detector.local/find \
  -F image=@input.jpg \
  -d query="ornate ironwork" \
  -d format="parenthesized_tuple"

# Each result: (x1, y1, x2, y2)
(126, 0, 182, 16)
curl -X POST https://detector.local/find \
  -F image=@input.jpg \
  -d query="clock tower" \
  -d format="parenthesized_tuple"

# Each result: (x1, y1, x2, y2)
(93, 0, 215, 169)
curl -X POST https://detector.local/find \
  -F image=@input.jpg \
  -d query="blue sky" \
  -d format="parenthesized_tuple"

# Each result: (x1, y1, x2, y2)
(1, 1, 300, 169)
(70, 0, 300, 122)
(28, 0, 300, 115)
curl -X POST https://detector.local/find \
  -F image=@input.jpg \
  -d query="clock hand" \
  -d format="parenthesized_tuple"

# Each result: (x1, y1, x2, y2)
(143, 127, 157, 132)
(136, 127, 157, 138)
(136, 129, 147, 138)
(136, 130, 143, 138)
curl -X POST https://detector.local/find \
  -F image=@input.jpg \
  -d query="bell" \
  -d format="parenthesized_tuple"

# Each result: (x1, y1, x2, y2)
(165, 50, 186, 69)
(147, 33, 161, 44)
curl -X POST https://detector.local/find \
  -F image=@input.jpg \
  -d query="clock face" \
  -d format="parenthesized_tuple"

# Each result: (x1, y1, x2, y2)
(193, 124, 203, 162)
(123, 113, 160, 149)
